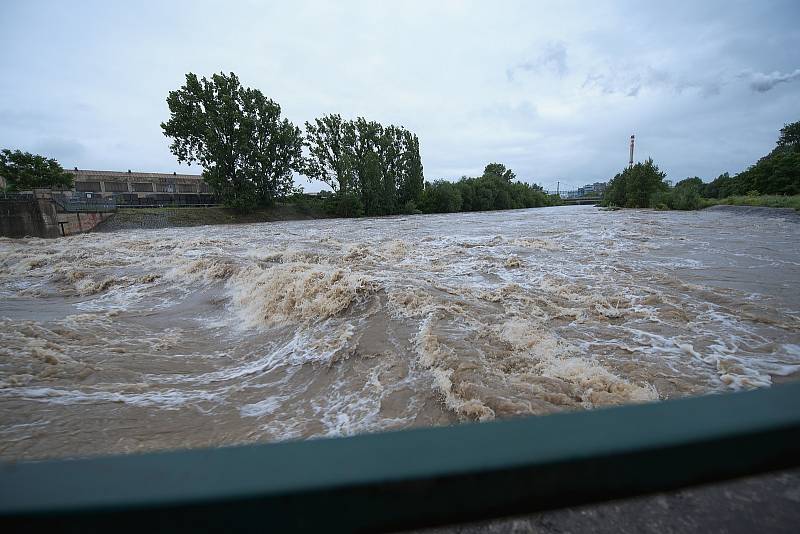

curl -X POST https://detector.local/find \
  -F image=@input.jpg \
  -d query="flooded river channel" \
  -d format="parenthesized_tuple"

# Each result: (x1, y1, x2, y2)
(1, 206, 799, 460)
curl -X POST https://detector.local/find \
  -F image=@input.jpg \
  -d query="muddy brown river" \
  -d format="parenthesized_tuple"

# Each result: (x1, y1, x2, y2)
(1, 206, 799, 460)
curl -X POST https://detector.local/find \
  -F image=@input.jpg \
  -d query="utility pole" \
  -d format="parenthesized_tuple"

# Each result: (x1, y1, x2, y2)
(629, 135, 635, 168)
(556, 181, 560, 195)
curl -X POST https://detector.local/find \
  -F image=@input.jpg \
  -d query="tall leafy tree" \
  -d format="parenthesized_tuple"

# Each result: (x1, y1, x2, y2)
(397, 129, 424, 205)
(303, 114, 353, 194)
(483, 163, 516, 181)
(303, 114, 424, 216)
(602, 158, 668, 208)
(161, 72, 302, 211)
(240, 88, 303, 206)
(0, 149, 73, 191)
(777, 120, 800, 151)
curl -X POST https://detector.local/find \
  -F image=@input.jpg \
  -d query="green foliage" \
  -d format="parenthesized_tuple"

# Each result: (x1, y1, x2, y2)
(668, 188, 704, 210)
(701, 120, 800, 198)
(161, 72, 303, 212)
(735, 150, 800, 196)
(419, 165, 553, 214)
(420, 180, 463, 213)
(709, 194, 800, 211)
(602, 158, 669, 208)
(702, 173, 734, 199)
(286, 192, 326, 215)
(674, 177, 703, 191)
(777, 121, 800, 150)
(401, 200, 421, 215)
(303, 115, 424, 217)
(482, 163, 516, 182)
(0, 149, 73, 191)
(323, 192, 364, 218)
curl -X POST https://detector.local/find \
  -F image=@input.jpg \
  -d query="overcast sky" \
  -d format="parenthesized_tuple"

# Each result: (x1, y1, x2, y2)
(2, 1, 798, 191)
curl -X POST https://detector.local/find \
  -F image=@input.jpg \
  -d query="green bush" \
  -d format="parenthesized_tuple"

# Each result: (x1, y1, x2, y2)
(669, 187, 704, 210)
(602, 159, 669, 208)
(288, 193, 327, 215)
(401, 200, 422, 215)
(324, 193, 364, 218)
(420, 180, 463, 213)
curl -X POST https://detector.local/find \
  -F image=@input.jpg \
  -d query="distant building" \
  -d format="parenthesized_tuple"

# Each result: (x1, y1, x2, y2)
(65, 169, 215, 205)
(582, 182, 607, 195)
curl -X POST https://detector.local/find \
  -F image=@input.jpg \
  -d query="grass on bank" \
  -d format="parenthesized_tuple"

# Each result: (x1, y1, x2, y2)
(650, 194, 800, 212)
(706, 195, 800, 211)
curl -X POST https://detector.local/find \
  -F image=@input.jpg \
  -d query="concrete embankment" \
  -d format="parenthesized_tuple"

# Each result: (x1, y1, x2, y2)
(1, 198, 61, 238)
(96, 204, 328, 232)
(1, 195, 114, 238)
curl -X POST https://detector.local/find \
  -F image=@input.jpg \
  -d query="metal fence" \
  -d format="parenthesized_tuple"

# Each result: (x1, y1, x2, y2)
(51, 194, 117, 213)
(1, 383, 799, 532)
(0, 192, 35, 202)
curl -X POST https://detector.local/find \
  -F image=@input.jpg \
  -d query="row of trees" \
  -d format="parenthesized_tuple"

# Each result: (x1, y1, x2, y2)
(602, 120, 800, 210)
(419, 163, 559, 214)
(162, 72, 557, 216)
(304, 115, 423, 217)
(161, 72, 424, 214)
(702, 122, 799, 198)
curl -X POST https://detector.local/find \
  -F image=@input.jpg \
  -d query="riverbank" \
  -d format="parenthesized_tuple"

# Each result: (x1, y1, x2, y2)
(704, 204, 800, 222)
(706, 195, 800, 211)
(96, 203, 329, 232)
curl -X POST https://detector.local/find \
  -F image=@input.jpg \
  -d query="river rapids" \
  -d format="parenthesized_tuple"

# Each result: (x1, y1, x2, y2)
(1, 206, 799, 460)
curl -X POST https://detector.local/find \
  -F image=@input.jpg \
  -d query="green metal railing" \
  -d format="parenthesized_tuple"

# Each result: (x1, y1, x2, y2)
(51, 195, 117, 213)
(2, 383, 799, 533)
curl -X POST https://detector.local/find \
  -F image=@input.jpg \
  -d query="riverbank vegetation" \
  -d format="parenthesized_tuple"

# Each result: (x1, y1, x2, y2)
(303, 114, 424, 217)
(419, 163, 560, 214)
(602, 120, 800, 211)
(706, 194, 800, 211)
(160, 72, 427, 216)
(159, 71, 554, 217)
(0, 149, 73, 191)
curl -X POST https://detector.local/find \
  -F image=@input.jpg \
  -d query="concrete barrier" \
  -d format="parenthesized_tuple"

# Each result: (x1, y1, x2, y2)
(0, 191, 115, 238)
(0, 197, 61, 238)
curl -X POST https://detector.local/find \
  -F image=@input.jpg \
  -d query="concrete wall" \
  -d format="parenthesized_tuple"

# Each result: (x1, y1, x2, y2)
(0, 196, 113, 238)
(57, 211, 114, 236)
(0, 199, 61, 238)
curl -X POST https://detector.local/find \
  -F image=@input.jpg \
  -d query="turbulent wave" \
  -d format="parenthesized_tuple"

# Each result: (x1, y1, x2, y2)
(229, 262, 379, 328)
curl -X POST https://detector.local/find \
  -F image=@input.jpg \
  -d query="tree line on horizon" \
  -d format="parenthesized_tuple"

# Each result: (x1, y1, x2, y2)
(602, 120, 800, 210)
(418, 164, 559, 214)
(161, 71, 557, 215)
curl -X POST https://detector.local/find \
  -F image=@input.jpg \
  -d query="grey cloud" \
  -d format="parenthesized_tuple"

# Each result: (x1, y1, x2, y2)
(744, 69, 800, 92)
(33, 138, 87, 161)
(582, 66, 720, 99)
(1, 1, 798, 189)
(0, 109, 51, 129)
(507, 42, 568, 82)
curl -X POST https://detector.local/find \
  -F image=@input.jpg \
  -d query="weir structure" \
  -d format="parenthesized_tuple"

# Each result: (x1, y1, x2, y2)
(0, 190, 116, 238)
(1, 383, 799, 532)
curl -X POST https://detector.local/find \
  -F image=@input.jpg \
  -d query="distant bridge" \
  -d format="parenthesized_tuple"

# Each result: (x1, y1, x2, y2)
(546, 190, 603, 205)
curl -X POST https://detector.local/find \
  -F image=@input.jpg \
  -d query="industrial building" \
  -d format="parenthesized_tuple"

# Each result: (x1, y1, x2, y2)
(65, 168, 215, 205)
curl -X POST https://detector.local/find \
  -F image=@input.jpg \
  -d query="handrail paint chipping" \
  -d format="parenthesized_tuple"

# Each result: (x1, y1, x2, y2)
(1, 383, 799, 532)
